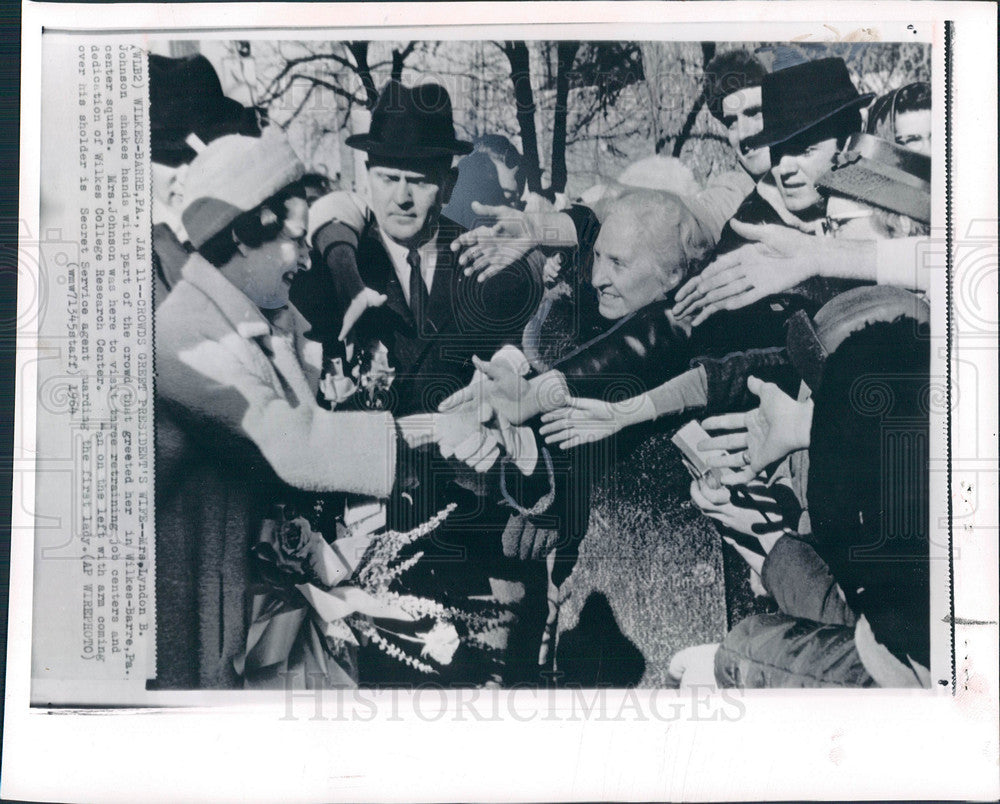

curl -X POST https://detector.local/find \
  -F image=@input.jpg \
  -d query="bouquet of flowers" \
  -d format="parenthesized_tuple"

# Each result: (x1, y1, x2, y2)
(235, 498, 507, 687)
(318, 339, 396, 411)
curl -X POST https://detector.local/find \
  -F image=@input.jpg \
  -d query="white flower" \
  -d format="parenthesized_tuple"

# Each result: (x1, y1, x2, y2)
(318, 370, 357, 405)
(418, 621, 460, 665)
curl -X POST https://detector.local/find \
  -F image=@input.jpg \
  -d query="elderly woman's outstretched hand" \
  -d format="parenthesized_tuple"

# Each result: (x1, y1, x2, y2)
(538, 394, 655, 450)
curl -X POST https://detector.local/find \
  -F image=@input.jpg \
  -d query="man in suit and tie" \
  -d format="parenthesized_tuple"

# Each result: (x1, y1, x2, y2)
(305, 80, 550, 685)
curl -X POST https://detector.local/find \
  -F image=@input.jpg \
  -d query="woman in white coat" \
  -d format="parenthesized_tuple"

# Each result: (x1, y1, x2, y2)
(154, 130, 496, 688)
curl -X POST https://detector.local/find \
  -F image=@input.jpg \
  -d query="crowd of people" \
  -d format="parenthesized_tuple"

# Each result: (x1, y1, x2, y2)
(150, 44, 932, 690)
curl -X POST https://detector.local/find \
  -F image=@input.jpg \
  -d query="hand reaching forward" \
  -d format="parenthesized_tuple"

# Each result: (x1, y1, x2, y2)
(671, 220, 820, 326)
(450, 202, 540, 283)
(538, 394, 655, 450)
(438, 354, 535, 425)
(689, 476, 797, 543)
(338, 287, 388, 342)
(696, 376, 813, 485)
(433, 401, 502, 474)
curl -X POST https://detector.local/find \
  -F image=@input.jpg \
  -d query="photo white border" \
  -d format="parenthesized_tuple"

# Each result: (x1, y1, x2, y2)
(5, 2, 997, 801)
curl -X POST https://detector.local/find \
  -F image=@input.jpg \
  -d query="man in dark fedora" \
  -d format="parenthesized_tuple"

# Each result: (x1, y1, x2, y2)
(336, 80, 543, 412)
(673, 56, 874, 343)
(303, 80, 549, 686)
(709, 56, 874, 255)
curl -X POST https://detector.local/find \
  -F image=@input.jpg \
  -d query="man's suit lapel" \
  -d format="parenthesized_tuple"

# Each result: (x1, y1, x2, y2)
(356, 221, 468, 399)
(423, 226, 459, 338)
(358, 219, 461, 336)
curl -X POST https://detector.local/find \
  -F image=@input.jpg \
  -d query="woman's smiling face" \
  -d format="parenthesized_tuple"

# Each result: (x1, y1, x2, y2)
(591, 212, 674, 320)
(233, 197, 310, 310)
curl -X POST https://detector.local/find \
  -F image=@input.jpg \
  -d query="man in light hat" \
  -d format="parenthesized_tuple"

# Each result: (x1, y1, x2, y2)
(154, 129, 500, 688)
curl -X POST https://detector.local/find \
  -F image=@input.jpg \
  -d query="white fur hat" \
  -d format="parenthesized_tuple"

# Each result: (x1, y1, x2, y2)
(182, 129, 305, 248)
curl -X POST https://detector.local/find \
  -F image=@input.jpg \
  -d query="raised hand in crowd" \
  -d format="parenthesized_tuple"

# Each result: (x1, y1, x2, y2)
(450, 201, 577, 282)
(396, 401, 502, 474)
(673, 221, 818, 323)
(538, 395, 656, 450)
(672, 220, 877, 325)
(450, 201, 541, 282)
(689, 476, 798, 543)
(438, 351, 537, 425)
(696, 375, 813, 485)
(429, 402, 502, 473)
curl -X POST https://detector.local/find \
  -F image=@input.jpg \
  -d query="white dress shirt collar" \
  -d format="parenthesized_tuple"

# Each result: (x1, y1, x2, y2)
(377, 227, 440, 304)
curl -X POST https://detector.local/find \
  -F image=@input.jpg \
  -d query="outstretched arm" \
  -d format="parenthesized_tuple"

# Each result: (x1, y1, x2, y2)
(166, 331, 399, 497)
(672, 221, 881, 325)
(166, 328, 504, 499)
(450, 202, 579, 282)
(697, 376, 814, 486)
(308, 191, 387, 341)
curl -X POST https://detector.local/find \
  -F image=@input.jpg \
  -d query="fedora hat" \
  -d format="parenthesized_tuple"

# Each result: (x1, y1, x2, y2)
(150, 54, 262, 167)
(743, 57, 874, 151)
(346, 80, 472, 159)
(785, 285, 929, 392)
(817, 132, 930, 223)
(181, 130, 305, 249)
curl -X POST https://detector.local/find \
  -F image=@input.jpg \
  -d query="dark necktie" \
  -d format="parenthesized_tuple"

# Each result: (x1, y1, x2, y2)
(407, 248, 428, 332)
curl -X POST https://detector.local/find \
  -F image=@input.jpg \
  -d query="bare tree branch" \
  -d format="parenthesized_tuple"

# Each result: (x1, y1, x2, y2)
(288, 73, 366, 108)
(671, 42, 715, 157)
(497, 40, 543, 193)
(279, 81, 319, 129)
(550, 41, 581, 193)
(347, 41, 380, 109)
(391, 41, 418, 82)
(259, 50, 358, 102)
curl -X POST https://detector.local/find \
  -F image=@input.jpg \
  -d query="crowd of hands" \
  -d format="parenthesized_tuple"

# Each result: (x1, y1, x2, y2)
(391, 202, 820, 557)
(341, 201, 842, 340)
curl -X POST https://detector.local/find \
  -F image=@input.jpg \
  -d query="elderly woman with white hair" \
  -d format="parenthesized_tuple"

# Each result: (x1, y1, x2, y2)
(443, 190, 714, 429)
(437, 190, 716, 566)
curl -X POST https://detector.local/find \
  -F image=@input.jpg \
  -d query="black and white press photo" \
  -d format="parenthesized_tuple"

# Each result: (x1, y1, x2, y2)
(6, 4, 997, 801)
(34, 33, 943, 694)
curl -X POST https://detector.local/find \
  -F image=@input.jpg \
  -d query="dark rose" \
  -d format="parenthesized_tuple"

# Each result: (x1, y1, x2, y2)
(278, 517, 312, 561)
(255, 506, 323, 584)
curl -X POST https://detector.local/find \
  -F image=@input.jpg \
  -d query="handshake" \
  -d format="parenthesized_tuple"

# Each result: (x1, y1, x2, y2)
(399, 347, 541, 475)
